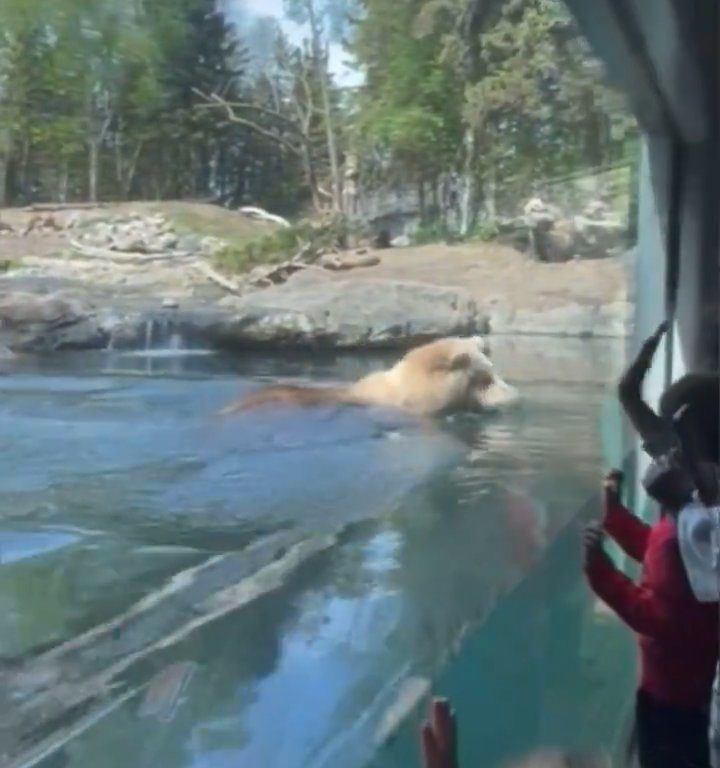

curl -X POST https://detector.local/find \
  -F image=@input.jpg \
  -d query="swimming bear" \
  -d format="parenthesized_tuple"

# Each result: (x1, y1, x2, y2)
(221, 336, 520, 418)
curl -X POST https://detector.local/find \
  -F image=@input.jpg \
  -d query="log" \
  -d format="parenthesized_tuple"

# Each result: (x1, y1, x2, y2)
(320, 253, 381, 271)
(190, 260, 243, 294)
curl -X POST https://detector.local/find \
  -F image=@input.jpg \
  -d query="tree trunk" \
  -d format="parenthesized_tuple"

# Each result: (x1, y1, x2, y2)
(306, 0, 343, 213)
(418, 178, 426, 222)
(58, 158, 69, 203)
(88, 142, 99, 203)
(0, 127, 11, 207)
(319, 68, 342, 213)
(483, 166, 496, 220)
(0, 154, 8, 208)
(459, 128, 479, 236)
(122, 143, 143, 199)
(19, 139, 29, 199)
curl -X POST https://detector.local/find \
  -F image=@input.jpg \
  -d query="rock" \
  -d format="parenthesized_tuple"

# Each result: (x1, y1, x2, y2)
(112, 236, 147, 253)
(199, 236, 225, 256)
(208, 278, 486, 349)
(390, 234, 410, 248)
(488, 300, 631, 338)
(73, 214, 193, 257)
(177, 234, 202, 252)
(0, 291, 107, 351)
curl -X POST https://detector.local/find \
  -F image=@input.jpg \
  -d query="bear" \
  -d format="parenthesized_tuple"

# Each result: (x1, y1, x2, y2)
(220, 336, 520, 418)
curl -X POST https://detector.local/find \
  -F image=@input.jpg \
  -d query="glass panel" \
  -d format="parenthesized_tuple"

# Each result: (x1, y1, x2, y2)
(0, 0, 653, 767)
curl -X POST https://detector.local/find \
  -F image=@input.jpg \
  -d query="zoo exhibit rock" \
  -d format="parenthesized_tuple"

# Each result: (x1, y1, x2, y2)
(210, 277, 488, 348)
(0, 202, 631, 349)
(0, 291, 105, 351)
(70, 211, 224, 260)
(0, 276, 488, 352)
(487, 299, 632, 338)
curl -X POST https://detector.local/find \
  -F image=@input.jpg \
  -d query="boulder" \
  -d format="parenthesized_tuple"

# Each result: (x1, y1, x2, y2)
(208, 278, 487, 349)
(72, 213, 189, 257)
(488, 300, 631, 338)
(0, 291, 106, 351)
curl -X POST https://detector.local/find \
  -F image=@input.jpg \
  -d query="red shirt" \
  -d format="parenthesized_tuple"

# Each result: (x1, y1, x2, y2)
(585, 500, 718, 709)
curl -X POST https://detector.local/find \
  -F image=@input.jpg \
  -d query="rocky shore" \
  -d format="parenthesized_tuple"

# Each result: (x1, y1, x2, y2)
(0, 204, 632, 354)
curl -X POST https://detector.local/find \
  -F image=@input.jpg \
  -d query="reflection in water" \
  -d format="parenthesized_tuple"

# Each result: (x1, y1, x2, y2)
(0, 340, 633, 768)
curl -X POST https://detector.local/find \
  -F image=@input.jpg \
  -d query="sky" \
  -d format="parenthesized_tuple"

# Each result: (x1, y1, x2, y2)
(226, 0, 363, 87)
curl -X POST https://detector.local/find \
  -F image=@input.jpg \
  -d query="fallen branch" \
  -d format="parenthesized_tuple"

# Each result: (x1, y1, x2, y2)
(190, 259, 244, 294)
(290, 241, 316, 264)
(320, 252, 381, 271)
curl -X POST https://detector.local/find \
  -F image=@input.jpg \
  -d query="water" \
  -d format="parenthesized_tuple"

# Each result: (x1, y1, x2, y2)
(0, 339, 634, 768)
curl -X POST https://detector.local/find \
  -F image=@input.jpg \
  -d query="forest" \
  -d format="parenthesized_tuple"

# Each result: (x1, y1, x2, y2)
(0, 0, 637, 233)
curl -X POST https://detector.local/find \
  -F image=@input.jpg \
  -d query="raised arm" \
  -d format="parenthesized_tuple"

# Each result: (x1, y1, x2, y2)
(583, 524, 688, 640)
(618, 321, 676, 457)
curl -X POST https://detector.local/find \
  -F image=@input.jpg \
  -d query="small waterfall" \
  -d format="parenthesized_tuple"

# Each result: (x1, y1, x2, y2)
(103, 312, 215, 376)
(144, 319, 155, 351)
(168, 333, 184, 351)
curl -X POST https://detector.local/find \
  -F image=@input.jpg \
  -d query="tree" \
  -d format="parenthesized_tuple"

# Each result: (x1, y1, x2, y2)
(283, 0, 357, 213)
(350, 0, 464, 219)
(350, 0, 636, 230)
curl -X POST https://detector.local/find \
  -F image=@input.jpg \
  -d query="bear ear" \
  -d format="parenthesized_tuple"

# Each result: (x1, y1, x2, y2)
(449, 352, 472, 371)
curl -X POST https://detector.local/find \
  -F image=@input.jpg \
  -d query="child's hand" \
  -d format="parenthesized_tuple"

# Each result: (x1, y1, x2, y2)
(421, 698, 458, 768)
(636, 321, 669, 369)
(582, 522, 607, 570)
(603, 469, 624, 510)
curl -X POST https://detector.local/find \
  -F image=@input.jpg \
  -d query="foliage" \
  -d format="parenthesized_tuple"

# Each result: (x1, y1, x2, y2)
(411, 221, 457, 245)
(213, 214, 353, 274)
(349, 0, 637, 230)
(349, 0, 464, 185)
(0, 0, 637, 245)
(467, 219, 500, 241)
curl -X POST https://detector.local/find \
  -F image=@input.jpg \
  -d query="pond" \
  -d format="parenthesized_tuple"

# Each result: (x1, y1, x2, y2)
(0, 337, 634, 768)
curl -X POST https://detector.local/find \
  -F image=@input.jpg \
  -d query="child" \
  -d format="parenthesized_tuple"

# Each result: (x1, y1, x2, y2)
(583, 468, 718, 768)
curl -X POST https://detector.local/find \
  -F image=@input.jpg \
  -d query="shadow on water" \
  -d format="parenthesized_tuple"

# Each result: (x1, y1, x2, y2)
(0, 338, 631, 768)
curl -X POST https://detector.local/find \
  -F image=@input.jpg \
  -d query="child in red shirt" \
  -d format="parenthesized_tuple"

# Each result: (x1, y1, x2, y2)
(584, 468, 718, 768)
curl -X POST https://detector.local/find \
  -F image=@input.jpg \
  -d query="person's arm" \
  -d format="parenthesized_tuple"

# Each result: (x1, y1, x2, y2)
(601, 470, 650, 562)
(584, 534, 681, 639)
(420, 699, 458, 768)
(618, 321, 675, 457)
(604, 501, 650, 562)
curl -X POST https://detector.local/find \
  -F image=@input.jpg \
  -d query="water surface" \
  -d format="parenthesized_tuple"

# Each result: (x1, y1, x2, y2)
(0, 339, 631, 768)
